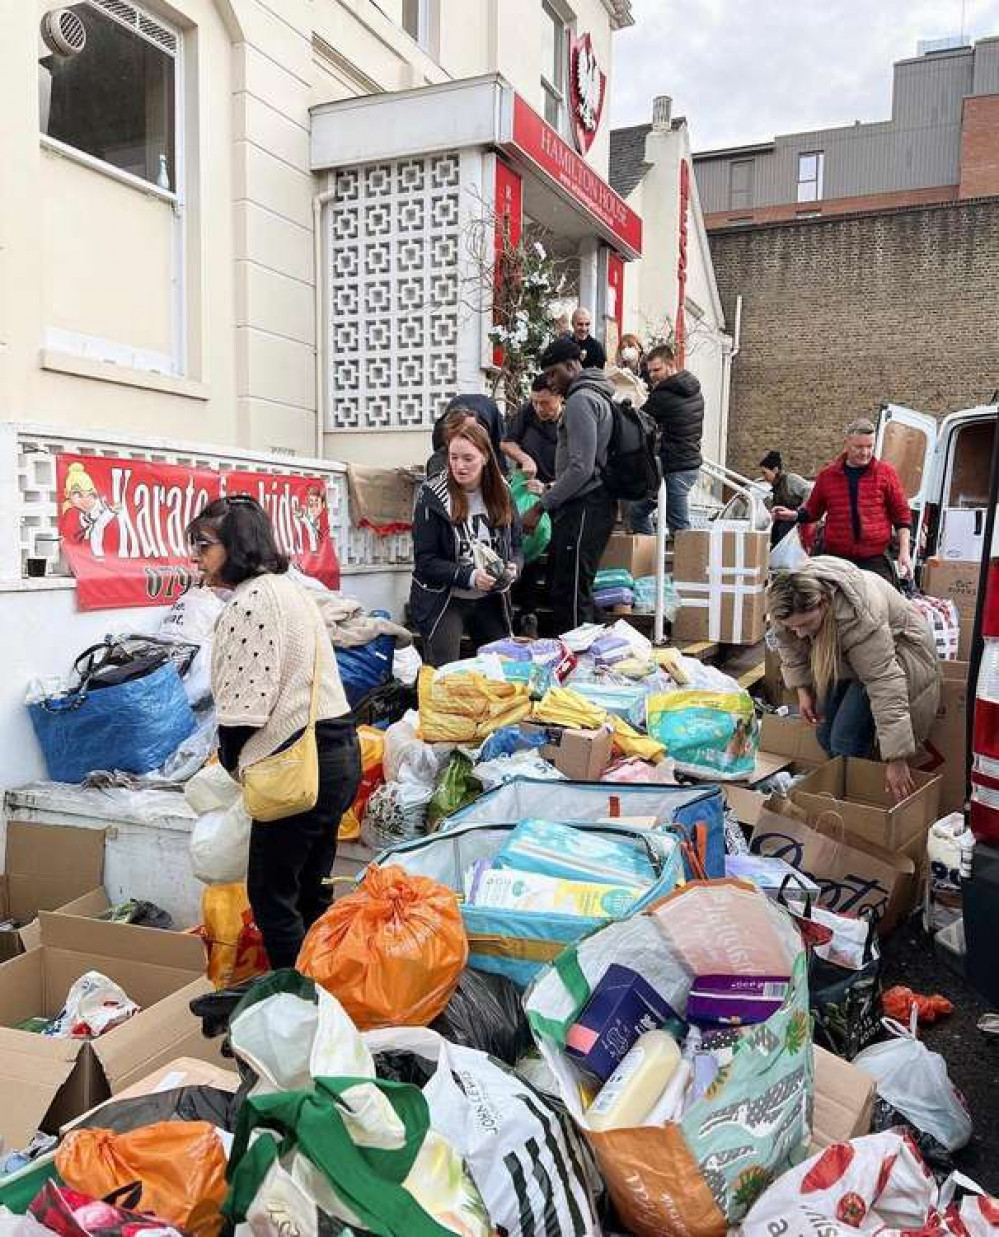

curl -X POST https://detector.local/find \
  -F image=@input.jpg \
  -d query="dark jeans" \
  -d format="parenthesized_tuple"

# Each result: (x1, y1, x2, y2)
(247, 719, 362, 970)
(549, 487, 616, 631)
(627, 468, 699, 536)
(424, 593, 510, 667)
(832, 552, 898, 587)
(816, 681, 876, 759)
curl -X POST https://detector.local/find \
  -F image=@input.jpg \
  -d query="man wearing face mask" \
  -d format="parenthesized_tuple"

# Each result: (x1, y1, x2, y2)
(773, 417, 912, 586)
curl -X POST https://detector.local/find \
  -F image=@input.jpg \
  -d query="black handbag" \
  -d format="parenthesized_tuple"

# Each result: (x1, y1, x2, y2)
(73, 635, 199, 692)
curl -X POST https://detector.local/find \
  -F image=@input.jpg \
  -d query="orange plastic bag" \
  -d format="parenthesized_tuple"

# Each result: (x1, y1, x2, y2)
(56, 1122, 227, 1237)
(297, 863, 467, 1029)
(339, 724, 385, 840)
(194, 882, 270, 989)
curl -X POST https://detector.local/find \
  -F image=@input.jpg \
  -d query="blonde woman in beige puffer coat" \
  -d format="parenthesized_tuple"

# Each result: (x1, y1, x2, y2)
(767, 556, 941, 804)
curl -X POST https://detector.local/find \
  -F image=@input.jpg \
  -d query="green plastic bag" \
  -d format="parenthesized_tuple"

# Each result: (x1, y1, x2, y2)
(509, 470, 551, 563)
(427, 752, 481, 830)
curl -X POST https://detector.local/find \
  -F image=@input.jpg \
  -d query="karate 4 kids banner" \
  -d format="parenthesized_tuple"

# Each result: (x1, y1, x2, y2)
(58, 454, 340, 610)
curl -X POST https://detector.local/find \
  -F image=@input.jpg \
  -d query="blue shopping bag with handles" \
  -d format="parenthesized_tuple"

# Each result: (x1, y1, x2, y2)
(28, 660, 196, 783)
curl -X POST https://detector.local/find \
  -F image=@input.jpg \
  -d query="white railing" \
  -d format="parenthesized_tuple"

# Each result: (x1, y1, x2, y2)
(0, 422, 413, 583)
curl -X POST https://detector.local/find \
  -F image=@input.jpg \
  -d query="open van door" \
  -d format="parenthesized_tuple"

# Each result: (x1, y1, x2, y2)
(876, 403, 938, 549)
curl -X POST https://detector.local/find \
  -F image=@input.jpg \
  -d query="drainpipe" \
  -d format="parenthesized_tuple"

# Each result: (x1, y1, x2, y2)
(719, 293, 742, 465)
(313, 183, 337, 460)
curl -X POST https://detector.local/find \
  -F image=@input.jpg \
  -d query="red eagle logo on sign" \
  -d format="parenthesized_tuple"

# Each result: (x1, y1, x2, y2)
(570, 32, 605, 154)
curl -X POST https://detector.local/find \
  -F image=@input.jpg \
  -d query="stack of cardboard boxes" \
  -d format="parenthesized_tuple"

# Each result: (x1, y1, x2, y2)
(673, 525, 769, 645)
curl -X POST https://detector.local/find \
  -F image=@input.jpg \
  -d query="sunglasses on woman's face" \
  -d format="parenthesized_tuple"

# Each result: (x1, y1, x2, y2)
(190, 535, 221, 554)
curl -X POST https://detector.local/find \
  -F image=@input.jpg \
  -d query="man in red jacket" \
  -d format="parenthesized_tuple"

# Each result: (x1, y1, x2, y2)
(773, 417, 912, 585)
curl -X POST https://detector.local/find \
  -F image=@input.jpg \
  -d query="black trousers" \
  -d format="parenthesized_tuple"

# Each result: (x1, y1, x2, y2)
(424, 593, 510, 667)
(549, 487, 617, 632)
(834, 552, 898, 587)
(247, 720, 362, 970)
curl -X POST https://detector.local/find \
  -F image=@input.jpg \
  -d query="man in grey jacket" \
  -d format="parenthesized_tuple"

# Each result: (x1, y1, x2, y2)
(522, 336, 615, 631)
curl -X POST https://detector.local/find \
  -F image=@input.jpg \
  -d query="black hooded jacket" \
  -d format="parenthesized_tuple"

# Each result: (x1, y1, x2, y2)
(409, 470, 523, 640)
(427, 394, 509, 477)
(645, 370, 704, 474)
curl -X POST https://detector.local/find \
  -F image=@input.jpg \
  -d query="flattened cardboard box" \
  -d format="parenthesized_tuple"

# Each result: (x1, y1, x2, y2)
(0, 822, 105, 961)
(811, 1045, 875, 1151)
(0, 912, 220, 1153)
(673, 526, 769, 645)
(914, 660, 969, 816)
(521, 723, 614, 781)
(599, 532, 658, 578)
(791, 757, 941, 853)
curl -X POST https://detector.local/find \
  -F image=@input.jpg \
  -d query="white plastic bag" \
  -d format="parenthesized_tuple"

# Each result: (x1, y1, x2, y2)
(770, 525, 808, 572)
(854, 1014, 973, 1152)
(48, 970, 139, 1038)
(383, 710, 442, 784)
(364, 1026, 602, 1237)
(159, 587, 224, 642)
(739, 1131, 998, 1235)
(473, 750, 566, 790)
(186, 763, 250, 884)
(392, 643, 423, 687)
(190, 800, 250, 884)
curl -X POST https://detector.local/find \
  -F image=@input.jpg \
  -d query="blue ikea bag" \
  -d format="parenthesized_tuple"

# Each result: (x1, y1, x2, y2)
(335, 633, 395, 707)
(28, 661, 196, 783)
(374, 816, 685, 987)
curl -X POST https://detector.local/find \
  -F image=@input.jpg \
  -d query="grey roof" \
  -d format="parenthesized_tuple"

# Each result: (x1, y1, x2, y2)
(609, 123, 652, 198)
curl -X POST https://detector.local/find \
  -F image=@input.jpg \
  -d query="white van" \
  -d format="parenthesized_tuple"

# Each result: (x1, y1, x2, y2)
(876, 402, 997, 567)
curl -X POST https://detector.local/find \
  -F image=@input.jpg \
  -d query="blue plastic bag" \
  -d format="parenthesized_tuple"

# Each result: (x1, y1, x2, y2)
(335, 634, 395, 707)
(28, 661, 196, 783)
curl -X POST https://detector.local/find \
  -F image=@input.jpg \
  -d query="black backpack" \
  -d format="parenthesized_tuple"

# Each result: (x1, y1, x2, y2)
(601, 396, 662, 501)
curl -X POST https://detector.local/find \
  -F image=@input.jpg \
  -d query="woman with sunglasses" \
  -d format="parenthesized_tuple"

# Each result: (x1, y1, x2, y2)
(187, 495, 361, 969)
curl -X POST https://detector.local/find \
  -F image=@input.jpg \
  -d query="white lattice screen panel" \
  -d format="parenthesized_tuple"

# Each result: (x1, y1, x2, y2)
(11, 429, 412, 576)
(327, 152, 461, 432)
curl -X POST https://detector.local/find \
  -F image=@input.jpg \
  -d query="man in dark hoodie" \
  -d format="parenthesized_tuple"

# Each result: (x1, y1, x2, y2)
(426, 394, 508, 477)
(628, 342, 704, 535)
(522, 337, 616, 631)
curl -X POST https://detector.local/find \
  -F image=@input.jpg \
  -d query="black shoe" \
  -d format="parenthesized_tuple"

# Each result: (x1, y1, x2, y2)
(520, 613, 539, 639)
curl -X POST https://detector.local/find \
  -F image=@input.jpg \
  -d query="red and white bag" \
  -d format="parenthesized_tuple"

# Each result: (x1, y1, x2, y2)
(738, 1132, 999, 1235)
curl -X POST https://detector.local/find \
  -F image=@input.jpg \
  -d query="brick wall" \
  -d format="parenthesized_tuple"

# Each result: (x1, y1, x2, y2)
(709, 199, 999, 477)
(960, 95, 999, 198)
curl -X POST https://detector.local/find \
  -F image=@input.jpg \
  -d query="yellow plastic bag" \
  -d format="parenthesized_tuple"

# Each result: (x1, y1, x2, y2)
(418, 666, 531, 743)
(297, 863, 467, 1029)
(194, 882, 270, 989)
(57, 1122, 228, 1237)
(339, 724, 385, 840)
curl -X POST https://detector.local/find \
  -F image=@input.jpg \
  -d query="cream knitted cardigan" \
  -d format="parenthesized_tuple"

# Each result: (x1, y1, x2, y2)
(211, 573, 349, 773)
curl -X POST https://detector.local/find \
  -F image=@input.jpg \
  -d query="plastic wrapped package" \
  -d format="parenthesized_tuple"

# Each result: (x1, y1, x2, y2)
(28, 661, 197, 784)
(426, 752, 482, 830)
(382, 711, 442, 784)
(297, 864, 468, 1028)
(56, 1123, 228, 1237)
(473, 750, 564, 790)
(594, 587, 634, 609)
(361, 778, 435, 850)
(633, 574, 680, 619)
(647, 688, 760, 780)
(418, 666, 532, 743)
(430, 967, 533, 1064)
(594, 568, 635, 592)
(391, 643, 423, 686)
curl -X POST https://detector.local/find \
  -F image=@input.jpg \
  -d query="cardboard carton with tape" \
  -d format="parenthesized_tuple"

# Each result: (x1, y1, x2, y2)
(673, 524, 769, 644)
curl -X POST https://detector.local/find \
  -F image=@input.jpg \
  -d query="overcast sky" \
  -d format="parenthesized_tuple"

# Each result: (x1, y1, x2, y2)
(610, 0, 999, 151)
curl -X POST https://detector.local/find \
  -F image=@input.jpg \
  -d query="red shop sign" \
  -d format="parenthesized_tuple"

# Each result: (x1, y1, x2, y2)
(57, 454, 340, 611)
(507, 94, 642, 256)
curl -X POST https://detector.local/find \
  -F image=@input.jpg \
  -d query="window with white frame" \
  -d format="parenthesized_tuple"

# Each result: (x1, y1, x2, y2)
(541, 1, 569, 134)
(402, 0, 431, 50)
(796, 151, 824, 203)
(39, 0, 179, 192)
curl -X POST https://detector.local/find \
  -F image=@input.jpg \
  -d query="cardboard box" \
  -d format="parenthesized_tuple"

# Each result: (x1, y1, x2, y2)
(811, 1045, 876, 1151)
(748, 714, 829, 785)
(0, 822, 106, 961)
(764, 642, 798, 708)
(62, 1055, 239, 1134)
(0, 913, 218, 1153)
(751, 801, 921, 935)
(791, 757, 941, 853)
(915, 661, 969, 816)
(599, 532, 658, 578)
(522, 723, 613, 781)
(921, 558, 980, 660)
(673, 526, 769, 645)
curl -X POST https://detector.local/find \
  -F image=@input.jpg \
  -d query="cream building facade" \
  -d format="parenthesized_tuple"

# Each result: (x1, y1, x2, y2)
(2, 0, 635, 464)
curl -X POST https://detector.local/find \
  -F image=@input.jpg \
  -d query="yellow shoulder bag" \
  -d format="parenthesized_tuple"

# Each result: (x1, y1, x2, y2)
(242, 630, 321, 823)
